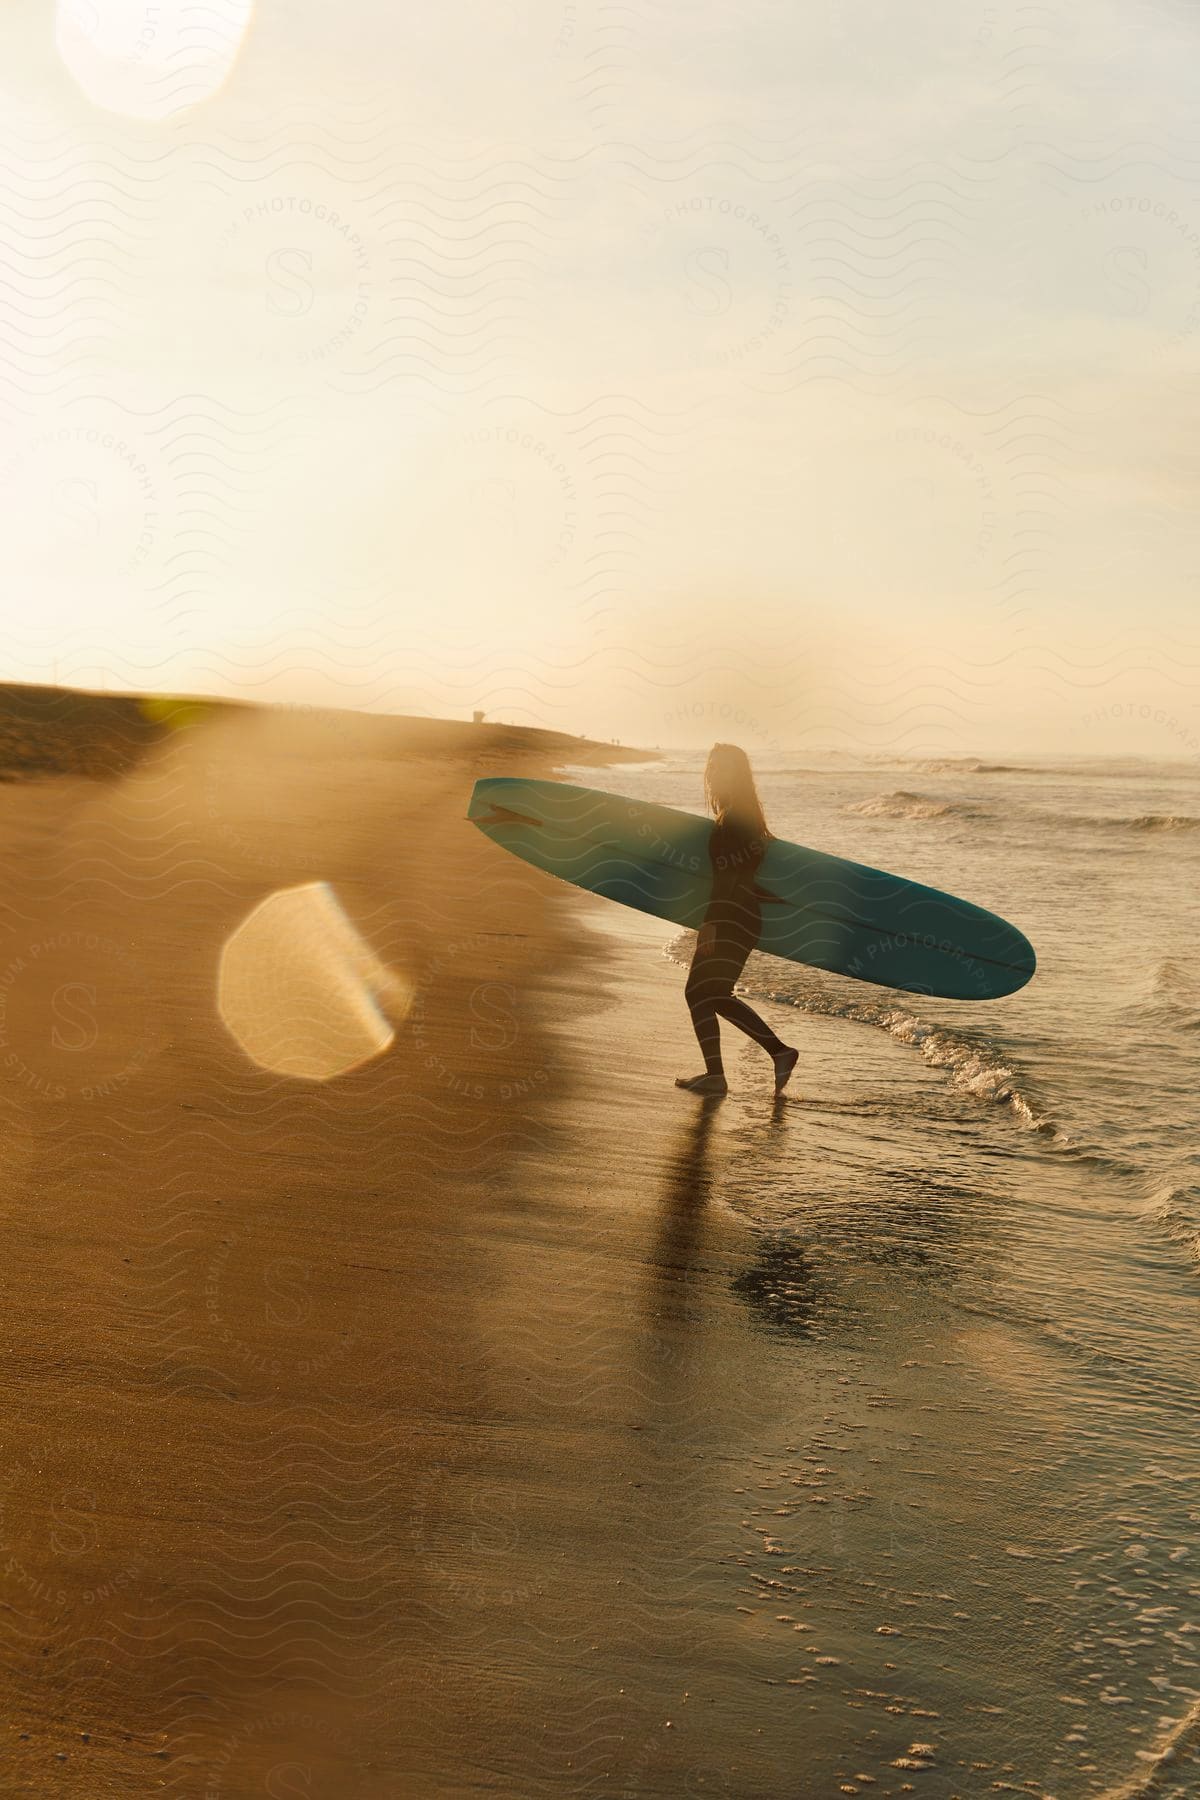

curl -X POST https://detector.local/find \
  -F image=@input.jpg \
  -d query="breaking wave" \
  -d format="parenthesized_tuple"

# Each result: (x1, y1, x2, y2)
(1140, 1182, 1200, 1268)
(903, 757, 1025, 775)
(1127, 958, 1200, 1034)
(844, 794, 1198, 834)
(1048, 810, 1199, 834)
(1125, 812, 1198, 832)
(664, 937, 1054, 1133)
(842, 789, 984, 822)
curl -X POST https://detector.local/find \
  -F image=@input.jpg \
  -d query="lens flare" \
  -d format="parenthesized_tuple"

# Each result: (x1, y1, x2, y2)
(56, 0, 253, 121)
(218, 882, 409, 1081)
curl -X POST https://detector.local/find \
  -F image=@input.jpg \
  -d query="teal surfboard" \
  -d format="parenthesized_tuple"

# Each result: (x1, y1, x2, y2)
(467, 778, 1035, 1001)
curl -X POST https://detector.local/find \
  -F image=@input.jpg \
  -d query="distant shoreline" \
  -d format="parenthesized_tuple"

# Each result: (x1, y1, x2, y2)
(0, 679, 660, 785)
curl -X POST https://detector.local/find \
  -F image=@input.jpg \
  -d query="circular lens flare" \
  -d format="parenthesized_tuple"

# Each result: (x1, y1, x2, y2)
(56, 0, 254, 121)
(218, 883, 409, 1081)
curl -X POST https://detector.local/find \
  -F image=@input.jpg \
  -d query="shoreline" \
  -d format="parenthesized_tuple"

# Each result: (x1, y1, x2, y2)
(451, 891, 1200, 1800)
(1, 735, 1196, 1796)
(0, 679, 660, 785)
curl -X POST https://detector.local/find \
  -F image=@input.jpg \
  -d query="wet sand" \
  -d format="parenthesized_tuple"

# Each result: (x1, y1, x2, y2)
(0, 704, 703, 1796)
(3, 704, 1195, 1799)
(0, 703, 880, 1798)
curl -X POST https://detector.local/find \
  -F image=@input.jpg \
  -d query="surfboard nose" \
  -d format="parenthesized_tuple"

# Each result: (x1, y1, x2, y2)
(467, 776, 506, 819)
(1009, 927, 1037, 992)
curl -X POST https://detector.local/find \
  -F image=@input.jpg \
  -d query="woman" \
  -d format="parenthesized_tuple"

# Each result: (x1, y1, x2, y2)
(676, 743, 799, 1097)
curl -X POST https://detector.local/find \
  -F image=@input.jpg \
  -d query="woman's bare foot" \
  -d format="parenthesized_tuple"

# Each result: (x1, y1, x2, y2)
(675, 1073, 728, 1095)
(772, 1046, 799, 1093)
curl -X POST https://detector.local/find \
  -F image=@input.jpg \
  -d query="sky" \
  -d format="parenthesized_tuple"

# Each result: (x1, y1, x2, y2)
(0, 0, 1197, 757)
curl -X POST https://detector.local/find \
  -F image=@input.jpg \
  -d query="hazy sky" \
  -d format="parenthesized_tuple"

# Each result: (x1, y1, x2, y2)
(0, 0, 1197, 757)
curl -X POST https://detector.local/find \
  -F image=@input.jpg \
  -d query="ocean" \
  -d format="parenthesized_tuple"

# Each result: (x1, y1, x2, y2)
(597, 751, 1200, 1799)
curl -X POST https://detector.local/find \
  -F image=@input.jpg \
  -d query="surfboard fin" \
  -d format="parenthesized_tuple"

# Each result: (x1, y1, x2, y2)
(475, 804, 544, 829)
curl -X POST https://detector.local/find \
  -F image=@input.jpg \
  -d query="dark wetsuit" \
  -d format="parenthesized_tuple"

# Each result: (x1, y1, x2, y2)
(685, 814, 786, 1071)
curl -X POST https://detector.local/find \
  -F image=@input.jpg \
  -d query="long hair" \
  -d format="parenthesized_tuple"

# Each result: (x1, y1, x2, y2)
(704, 742, 770, 840)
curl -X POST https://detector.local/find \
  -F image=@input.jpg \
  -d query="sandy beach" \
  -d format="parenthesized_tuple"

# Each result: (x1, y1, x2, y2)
(0, 699, 957, 1798)
(5, 0, 1199, 1787)
(3, 699, 1198, 1800)
(0, 698, 691, 1796)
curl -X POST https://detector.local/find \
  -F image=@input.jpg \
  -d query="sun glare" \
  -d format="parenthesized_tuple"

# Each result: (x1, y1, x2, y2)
(55, 0, 253, 120)
(218, 882, 409, 1081)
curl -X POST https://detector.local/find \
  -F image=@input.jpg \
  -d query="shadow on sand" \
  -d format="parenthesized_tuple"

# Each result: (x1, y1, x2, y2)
(653, 1096, 822, 1341)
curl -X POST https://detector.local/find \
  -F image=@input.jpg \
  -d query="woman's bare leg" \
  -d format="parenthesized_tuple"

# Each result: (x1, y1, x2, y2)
(712, 993, 784, 1054)
(676, 971, 729, 1093)
(678, 944, 797, 1095)
(714, 994, 799, 1092)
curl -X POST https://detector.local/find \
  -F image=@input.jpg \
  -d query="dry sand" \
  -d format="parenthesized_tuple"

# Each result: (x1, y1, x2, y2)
(0, 700, 823, 1798)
